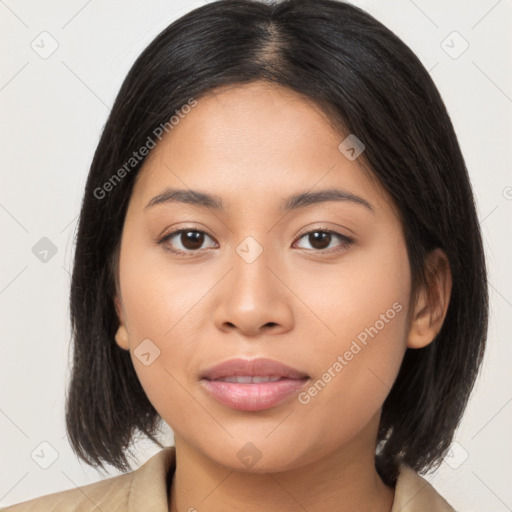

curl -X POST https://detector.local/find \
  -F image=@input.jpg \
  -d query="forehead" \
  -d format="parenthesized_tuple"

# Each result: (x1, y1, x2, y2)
(131, 81, 393, 217)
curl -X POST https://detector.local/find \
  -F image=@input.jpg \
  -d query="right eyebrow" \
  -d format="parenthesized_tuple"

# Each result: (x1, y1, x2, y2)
(144, 188, 223, 210)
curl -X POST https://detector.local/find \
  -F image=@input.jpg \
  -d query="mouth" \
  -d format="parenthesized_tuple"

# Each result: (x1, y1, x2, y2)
(200, 357, 309, 381)
(212, 375, 286, 383)
(199, 357, 310, 411)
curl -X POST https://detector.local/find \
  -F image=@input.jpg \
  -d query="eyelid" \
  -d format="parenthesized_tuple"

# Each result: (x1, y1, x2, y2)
(294, 223, 353, 239)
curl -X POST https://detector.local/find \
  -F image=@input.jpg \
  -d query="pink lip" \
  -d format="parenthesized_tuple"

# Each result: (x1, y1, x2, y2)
(199, 357, 310, 411)
(200, 357, 309, 380)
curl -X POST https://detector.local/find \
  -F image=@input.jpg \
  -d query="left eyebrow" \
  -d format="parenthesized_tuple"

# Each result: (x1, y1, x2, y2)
(144, 186, 375, 213)
(280, 188, 374, 213)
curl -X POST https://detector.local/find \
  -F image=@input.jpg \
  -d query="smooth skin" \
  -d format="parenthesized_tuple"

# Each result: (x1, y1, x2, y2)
(114, 81, 452, 512)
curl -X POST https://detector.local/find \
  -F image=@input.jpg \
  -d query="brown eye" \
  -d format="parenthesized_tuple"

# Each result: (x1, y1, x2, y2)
(180, 231, 205, 250)
(160, 229, 217, 254)
(308, 231, 331, 250)
(294, 230, 353, 252)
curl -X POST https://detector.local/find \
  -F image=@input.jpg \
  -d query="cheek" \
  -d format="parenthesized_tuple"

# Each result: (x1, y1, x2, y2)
(289, 226, 411, 354)
(293, 236, 411, 439)
(117, 233, 213, 411)
(121, 280, 205, 426)
(119, 225, 210, 342)
(294, 320, 407, 461)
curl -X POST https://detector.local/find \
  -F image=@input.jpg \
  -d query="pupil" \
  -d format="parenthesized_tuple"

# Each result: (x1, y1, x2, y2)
(182, 231, 204, 250)
(310, 231, 330, 250)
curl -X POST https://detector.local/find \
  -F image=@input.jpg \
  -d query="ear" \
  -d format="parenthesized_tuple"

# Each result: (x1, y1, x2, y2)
(114, 295, 130, 350)
(407, 248, 452, 349)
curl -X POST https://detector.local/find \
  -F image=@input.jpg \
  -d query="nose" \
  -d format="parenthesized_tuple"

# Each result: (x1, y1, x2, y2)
(212, 243, 294, 337)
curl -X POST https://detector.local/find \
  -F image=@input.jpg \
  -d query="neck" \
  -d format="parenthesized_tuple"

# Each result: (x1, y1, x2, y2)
(169, 419, 395, 512)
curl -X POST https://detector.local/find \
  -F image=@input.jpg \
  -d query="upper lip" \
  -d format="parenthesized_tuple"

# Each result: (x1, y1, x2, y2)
(200, 357, 309, 381)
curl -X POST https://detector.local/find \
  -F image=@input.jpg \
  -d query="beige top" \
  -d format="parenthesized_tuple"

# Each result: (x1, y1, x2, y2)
(1, 446, 455, 511)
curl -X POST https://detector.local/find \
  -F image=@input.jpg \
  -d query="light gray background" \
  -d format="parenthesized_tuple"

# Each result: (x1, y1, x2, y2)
(1, 0, 511, 510)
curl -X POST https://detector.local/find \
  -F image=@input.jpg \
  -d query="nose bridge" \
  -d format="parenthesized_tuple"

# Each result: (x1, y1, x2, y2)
(212, 232, 293, 334)
(231, 233, 278, 302)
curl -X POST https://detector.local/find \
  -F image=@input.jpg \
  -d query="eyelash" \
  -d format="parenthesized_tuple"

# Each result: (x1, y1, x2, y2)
(158, 227, 354, 256)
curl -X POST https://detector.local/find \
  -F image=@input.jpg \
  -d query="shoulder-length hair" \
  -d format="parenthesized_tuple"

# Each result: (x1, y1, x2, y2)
(66, 0, 488, 485)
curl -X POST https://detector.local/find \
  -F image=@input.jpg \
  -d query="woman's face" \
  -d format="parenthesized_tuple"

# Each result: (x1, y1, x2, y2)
(114, 81, 414, 472)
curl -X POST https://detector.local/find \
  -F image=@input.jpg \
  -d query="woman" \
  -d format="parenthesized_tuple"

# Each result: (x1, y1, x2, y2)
(2, 0, 487, 510)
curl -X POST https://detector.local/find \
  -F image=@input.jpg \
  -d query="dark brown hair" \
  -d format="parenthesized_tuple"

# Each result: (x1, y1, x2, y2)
(66, 0, 488, 486)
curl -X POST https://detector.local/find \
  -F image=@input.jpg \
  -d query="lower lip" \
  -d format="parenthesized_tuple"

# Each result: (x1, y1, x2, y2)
(200, 378, 309, 411)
